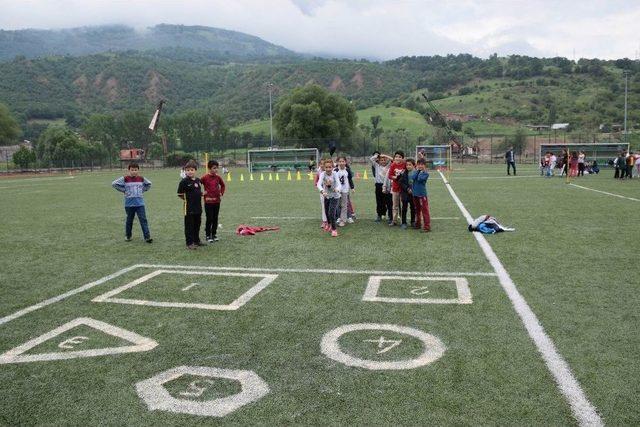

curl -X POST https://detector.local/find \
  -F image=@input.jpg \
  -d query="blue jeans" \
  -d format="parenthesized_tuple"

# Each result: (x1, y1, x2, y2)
(125, 206, 150, 239)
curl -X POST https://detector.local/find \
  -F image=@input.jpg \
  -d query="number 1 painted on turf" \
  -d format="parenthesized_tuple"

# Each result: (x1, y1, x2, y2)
(182, 283, 199, 291)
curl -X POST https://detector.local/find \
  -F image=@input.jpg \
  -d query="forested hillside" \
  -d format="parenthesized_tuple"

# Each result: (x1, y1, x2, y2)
(0, 24, 297, 61)
(0, 24, 638, 149)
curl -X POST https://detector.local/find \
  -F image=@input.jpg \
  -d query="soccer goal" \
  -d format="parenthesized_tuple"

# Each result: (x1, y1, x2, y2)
(247, 148, 320, 173)
(415, 145, 451, 170)
(539, 143, 629, 167)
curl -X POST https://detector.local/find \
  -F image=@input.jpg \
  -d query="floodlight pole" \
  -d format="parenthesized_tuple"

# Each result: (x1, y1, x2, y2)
(623, 70, 629, 146)
(267, 83, 274, 149)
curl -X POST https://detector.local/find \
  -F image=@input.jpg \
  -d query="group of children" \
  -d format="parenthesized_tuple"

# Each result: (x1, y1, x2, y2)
(113, 151, 431, 244)
(613, 151, 639, 179)
(112, 160, 226, 249)
(540, 150, 600, 177)
(314, 150, 431, 237)
(370, 150, 431, 231)
(315, 156, 355, 237)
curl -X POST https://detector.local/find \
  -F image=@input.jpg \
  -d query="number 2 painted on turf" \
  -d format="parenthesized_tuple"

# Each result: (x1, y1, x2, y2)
(363, 336, 402, 354)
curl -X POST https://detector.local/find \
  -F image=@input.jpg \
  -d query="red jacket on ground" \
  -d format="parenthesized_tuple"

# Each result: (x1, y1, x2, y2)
(201, 173, 226, 204)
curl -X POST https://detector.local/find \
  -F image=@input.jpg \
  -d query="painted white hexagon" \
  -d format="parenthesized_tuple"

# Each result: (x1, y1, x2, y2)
(135, 366, 269, 417)
(321, 323, 446, 370)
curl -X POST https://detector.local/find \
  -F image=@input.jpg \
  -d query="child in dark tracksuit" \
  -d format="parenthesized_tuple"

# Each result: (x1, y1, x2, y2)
(177, 160, 203, 249)
(397, 159, 416, 230)
(201, 160, 226, 243)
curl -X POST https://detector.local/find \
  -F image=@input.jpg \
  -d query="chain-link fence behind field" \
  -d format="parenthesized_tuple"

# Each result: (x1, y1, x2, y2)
(1, 132, 635, 173)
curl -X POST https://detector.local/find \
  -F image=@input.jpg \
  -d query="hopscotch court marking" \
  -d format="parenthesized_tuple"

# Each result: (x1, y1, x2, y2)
(136, 366, 270, 417)
(0, 317, 157, 364)
(362, 275, 472, 304)
(92, 270, 278, 311)
(438, 170, 602, 427)
(0, 264, 496, 327)
(320, 323, 446, 371)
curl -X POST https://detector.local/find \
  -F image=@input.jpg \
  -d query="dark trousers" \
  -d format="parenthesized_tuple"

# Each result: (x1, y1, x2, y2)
(614, 167, 620, 178)
(125, 206, 150, 239)
(578, 163, 585, 176)
(184, 213, 201, 245)
(383, 192, 393, 219)
(374, 183, 386, 217)
(626, 165, 633, 178)
(324, 197, 340, 230)
(413, 196, 431, 230)
(205, 203, 221, 238)
(507, 161, 516, 175)
(400, 196, 415, 225)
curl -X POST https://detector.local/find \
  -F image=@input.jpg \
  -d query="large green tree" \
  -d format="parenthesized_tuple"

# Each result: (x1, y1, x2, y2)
(36, 126, 87, 167)
(12, 145, 36, 168)
(273, 85, 357, 141)
(0, 103, 21, 145)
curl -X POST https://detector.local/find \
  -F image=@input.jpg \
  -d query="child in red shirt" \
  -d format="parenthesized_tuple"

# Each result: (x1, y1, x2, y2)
(201, 160, 226, 243)
(387, 150, 406, 226)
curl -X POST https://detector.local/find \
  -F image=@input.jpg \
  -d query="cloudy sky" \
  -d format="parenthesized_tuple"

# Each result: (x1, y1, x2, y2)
(1, 0, 639, 60)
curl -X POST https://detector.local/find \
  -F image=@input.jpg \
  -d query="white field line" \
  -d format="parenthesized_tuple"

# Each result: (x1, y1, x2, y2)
(451, 175, 540, 180)
(0, 264, 496, 327)
(138, 264, 497, 277)
(569, 183, 640, 202)
(251, 216, 460, 220)
(0, 175, 76, 184)
(0, 264, 141, 326)
(437, 170, 602, 427)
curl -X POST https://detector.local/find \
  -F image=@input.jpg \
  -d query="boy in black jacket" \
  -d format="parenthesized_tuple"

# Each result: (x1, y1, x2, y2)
(177, 160, 204, 249)
(398, 159, 416, 230)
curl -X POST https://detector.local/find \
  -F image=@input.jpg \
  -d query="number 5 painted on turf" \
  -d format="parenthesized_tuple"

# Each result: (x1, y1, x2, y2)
(179, 379, 216, 398)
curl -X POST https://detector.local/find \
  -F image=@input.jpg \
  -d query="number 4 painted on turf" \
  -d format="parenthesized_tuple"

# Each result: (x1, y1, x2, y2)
(363, 336, 402, 354)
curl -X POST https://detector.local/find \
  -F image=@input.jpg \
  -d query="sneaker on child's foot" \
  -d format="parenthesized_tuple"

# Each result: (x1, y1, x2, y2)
(423, 227, 431, 233)
(125, 237, 132, 242)
(187, 244, 198, 250)
(400, 224, 407, 230)
(213, 236, 219, 242)
(331, 230, 338, 237)
(207, 238, 214, 243)
(374, 216, 381, 223)
(338, 221, 346, 227)
(321, 221, 327, 228)
(145, 238, 153, 243)
(346, 218, 354, 224)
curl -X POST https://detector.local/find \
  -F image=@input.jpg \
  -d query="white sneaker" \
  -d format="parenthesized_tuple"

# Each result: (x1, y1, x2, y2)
(338, 221, 346, 227)
(346, 218, 354, 223)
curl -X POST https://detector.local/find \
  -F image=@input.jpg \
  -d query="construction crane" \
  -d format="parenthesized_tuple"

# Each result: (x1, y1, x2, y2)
(421, 93, 463, 155)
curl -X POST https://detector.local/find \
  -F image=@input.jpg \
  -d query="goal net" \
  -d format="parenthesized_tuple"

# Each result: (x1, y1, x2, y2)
(415, 145, 450, 170)
(247, 148, 320, 173)
(539, 143, 629, 167)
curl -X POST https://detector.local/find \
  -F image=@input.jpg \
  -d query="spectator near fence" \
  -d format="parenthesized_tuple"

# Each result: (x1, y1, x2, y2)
(505, 146, 516, 176)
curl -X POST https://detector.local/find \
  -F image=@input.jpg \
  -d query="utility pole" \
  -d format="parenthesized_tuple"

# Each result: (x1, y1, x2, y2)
(623, 70, 629, 146)
(266, 83, 274, 149)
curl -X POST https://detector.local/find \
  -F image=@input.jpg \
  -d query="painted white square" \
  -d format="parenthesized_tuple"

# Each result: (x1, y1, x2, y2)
(362, 275, 472, 304)
(92, 270, 278, 311)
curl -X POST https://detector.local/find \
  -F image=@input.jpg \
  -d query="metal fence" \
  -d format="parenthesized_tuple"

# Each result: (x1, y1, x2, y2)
(1, 132, 634, 174)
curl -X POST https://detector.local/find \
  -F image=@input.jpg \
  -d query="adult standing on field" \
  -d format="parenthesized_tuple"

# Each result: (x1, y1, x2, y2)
(505, 146, 516, 176)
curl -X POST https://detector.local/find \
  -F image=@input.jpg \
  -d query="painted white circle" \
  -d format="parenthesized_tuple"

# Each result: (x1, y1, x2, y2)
(321, 323, 446, 370)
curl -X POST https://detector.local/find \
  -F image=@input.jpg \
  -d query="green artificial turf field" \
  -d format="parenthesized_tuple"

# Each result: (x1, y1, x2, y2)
(0, 164, 638, 425)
